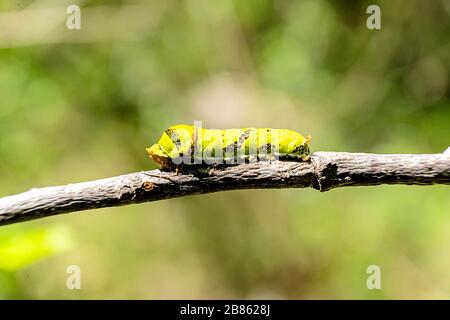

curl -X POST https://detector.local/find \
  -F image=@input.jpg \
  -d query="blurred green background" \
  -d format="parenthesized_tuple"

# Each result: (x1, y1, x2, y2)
(0, 0, 449, 299)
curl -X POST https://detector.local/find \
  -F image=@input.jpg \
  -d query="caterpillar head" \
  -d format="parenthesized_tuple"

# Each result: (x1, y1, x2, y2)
(146, 125, 194, 169)
(146, 143, 172, 169)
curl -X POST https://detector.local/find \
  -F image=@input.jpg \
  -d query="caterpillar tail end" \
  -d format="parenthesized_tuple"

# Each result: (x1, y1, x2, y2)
(305, 134, 312, 144)
(301, 154, 311, 161)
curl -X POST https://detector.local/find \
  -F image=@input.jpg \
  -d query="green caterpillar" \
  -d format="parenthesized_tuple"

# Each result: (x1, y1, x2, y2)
(146, 125, 311, 170)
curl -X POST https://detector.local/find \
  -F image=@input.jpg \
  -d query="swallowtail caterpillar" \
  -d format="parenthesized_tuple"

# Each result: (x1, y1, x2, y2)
(146, 125, 312, 171)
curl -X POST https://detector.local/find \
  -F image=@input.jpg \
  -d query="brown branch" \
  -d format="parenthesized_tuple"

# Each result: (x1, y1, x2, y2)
(0, 151, 449, 226)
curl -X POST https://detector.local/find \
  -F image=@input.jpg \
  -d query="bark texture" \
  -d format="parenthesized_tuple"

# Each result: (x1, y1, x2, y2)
(0, 152, 449, 226)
